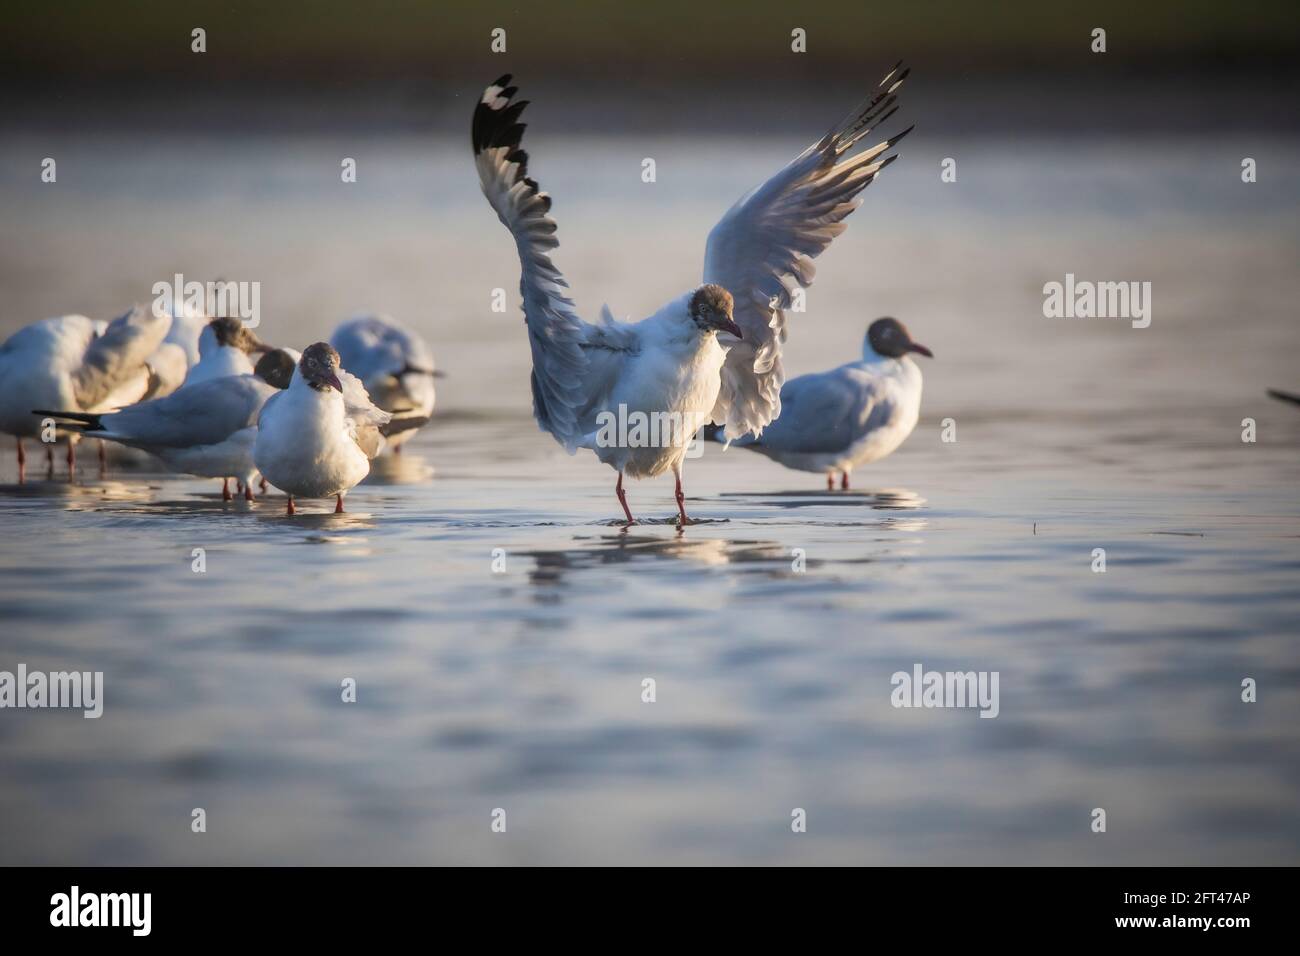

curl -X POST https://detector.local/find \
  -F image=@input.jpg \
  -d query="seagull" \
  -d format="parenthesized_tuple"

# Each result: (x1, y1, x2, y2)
(34, 350, 296, 501)
(330, 314, 438, 451)
(472, 64, 910, 524)
(0, 306, 169, 481)
(254, 343, 392, 514)
(182, 317, 271, 387)
(708, 318, 932, 488)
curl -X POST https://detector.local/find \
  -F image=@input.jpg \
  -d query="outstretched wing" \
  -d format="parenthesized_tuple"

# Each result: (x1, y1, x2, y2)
(704, 62, 911, 441)
(73, 305, 170, 410)
(472, 75, 637, 451)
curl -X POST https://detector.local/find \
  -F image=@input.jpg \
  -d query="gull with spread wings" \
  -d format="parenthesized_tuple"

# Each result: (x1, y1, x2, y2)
(472, 63, 910, 524)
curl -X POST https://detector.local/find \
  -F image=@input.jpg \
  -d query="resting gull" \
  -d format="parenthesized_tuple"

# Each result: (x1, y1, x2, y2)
(0, 306, 169, 480)
(330, 314, 438, 451)
(708, 318, 931, 488)
(183, 317, 272, 387)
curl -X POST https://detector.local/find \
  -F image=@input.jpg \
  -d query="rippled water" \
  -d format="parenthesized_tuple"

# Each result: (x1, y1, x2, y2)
(1, 131, 1298, 864)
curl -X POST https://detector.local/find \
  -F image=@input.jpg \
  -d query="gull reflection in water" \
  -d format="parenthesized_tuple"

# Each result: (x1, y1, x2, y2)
(0, 477, 162, 508)
(520, 533, 792, 589)
(722, 487, 926, 511)
(364, 449, 436, 485)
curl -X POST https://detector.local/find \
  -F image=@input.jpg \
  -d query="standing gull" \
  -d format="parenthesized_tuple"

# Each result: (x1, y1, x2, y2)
(472, 64, 910, 523)
(709, 318, 932, 488)
(0, 306, 168, 480)
(34, 350, 296, 501)
(254, 343, 391, 514)
(330, 314, 437, 451)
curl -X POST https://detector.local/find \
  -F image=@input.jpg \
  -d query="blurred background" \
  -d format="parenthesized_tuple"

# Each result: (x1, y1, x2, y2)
(3, 0, 1298, 132)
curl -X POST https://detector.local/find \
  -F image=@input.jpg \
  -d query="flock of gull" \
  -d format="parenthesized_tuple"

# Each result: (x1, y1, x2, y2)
(0, 63, 931, 521)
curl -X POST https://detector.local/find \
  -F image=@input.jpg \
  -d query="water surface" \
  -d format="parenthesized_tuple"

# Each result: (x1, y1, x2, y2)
(1, 132, 1298, 864)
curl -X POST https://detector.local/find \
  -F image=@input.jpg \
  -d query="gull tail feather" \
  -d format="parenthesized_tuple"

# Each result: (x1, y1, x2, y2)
(31, 409, 102, 431)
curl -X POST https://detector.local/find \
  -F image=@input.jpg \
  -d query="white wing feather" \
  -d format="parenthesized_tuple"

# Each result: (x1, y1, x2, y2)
(472, 75, 639, 452)
(704, 63, 912, 440)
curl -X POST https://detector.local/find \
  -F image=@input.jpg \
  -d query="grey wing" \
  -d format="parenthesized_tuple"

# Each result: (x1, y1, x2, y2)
(752, 367, 896, 455)
(473, 76, 637, 451)
(704, 63, 911, 441)
(72, 305, 170, 410)
(100, 376, 273, 448)
(257, 389, 284, 429)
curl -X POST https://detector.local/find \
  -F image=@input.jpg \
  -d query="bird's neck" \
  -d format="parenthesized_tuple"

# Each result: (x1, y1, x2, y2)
(861, 344, 900, 366)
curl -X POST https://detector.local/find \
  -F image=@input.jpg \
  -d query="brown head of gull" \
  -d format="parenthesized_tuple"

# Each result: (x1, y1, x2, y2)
(208, 316, 270, 355)
(688, 285, 743, 339)
(866, 317, 933, 360)
(298, 342, 344, 392)
(253, 349, 296, 390)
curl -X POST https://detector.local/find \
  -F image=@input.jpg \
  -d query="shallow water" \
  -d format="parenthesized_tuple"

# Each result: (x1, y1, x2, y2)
(1, 132, 1299, 864)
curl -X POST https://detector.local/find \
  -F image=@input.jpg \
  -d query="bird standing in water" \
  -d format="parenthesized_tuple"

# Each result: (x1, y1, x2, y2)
(472, 63, 910, 523)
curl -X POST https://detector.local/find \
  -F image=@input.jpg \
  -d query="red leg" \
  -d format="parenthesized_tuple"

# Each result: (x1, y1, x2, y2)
(841, 472, 850, 491)
(615, 471, 634, 525)
(826, 473, 834, 490)
(66, 439, 75, 476)
(259, 477, 268, 494)
(243, 482, 255, 502)
(286, 496, 296, 515)
(335, 494, 344, 514)
(16, 437, 25, 484)
(221, 477, 232, 501)
(674, 471, 689, 525)
(98, 440, 107, 476)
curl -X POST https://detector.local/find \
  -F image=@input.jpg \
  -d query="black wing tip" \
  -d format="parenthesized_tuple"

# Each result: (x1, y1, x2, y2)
(31, 409, 100, 430)
(472, 77, 548, 203)
(1267, 388, 1300, 405)
(886, 124, 915, 147)
(472, 76, 529, 155)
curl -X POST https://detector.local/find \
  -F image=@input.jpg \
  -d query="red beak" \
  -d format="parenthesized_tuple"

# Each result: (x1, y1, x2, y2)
(326, 372, 344, 391)
(908, 342, 934, 358)
(717, 317, 744, 340)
